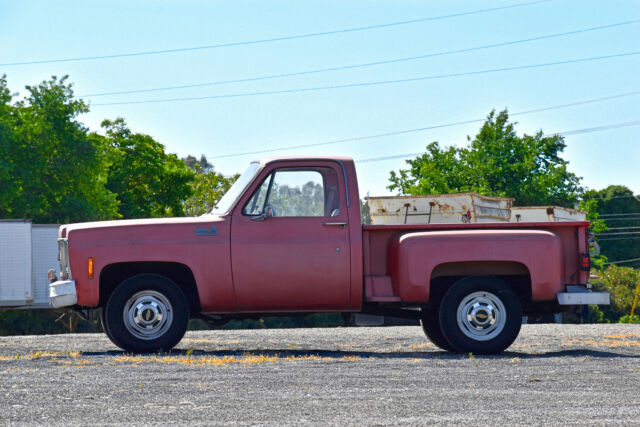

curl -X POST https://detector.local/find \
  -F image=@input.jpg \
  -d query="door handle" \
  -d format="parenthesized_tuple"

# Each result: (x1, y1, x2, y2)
(323, 222, 347, 228)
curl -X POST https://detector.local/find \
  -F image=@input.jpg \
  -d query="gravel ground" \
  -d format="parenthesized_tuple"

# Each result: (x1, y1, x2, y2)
(0, 324, 639, 425)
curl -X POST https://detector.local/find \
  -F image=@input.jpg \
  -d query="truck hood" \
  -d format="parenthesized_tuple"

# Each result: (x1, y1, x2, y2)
(60, 215, 225, 238)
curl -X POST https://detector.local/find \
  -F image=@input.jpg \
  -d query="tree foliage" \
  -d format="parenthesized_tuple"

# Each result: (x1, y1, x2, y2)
(582, 185, 640, 266)
(589, 265, 640, 323)
(182, 155, 238, 216)
(0, 75, 119, 223)
(389, 110, 583, 207)
(100, 118, 196, 219)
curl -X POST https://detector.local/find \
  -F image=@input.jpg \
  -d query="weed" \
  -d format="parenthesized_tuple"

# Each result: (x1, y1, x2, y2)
(468, 352, 479, 368)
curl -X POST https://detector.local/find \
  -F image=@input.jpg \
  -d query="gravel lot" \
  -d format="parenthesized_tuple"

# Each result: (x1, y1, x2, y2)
(0, 324, 639, 425)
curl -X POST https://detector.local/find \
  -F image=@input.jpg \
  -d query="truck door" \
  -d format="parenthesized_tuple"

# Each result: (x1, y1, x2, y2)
(231, 162, 351, 311)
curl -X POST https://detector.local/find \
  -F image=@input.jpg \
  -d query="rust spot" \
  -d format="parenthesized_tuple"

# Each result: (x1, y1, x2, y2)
(546, 207, 555, 215)
(377, 208, 387, 213)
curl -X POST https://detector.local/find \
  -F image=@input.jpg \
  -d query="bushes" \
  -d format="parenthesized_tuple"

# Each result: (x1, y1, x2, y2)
(588, 265, 640, 323)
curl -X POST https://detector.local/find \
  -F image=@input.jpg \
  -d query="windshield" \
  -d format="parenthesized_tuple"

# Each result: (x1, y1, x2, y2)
(209, 162, 261, 215)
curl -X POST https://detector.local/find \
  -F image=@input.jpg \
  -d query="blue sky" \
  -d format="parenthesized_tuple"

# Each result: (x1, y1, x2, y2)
(2, 0, 639, 199)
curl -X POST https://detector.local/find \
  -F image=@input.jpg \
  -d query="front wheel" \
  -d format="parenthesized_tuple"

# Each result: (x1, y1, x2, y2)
(439, 276, 522, 355)
(104, 274, 189, 353)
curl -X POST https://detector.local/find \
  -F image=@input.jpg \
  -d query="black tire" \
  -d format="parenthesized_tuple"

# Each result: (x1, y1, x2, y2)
(439, 276, 522, 355)
(104, 274, 189, 353)
(420, 308, 455, 352)
(100, 307, 119, 347)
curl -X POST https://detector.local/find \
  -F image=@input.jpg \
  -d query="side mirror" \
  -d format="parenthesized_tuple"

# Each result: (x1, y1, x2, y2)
(251, 204, 276, 221)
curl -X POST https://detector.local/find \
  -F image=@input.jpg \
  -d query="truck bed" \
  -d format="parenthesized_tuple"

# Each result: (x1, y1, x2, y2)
(362, 221, 590, 304)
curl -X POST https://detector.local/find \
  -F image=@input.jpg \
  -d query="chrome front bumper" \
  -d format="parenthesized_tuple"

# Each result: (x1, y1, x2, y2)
(49, 280, 78, 308)
(557, 285, 610, 305)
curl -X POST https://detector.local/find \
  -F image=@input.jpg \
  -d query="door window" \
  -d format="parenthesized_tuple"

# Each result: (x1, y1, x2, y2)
(243, 168, 340, 217)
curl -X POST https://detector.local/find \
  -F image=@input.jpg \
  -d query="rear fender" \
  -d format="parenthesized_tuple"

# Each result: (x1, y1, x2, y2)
(388, 229, 563, 302)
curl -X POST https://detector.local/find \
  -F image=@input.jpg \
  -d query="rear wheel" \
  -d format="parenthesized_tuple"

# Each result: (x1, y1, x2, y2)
(439, 276, 522, 354)
(420, 308, 455, 351)
(104, 274, 189, 353)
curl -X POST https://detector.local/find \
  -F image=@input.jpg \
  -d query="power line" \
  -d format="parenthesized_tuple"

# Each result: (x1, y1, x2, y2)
(91, 50, 640, 106)
(0, 0, 552, 67)
(81, 19, 640, 98)
(600, 212, 640, 217)
(598, 236, 640, 241)
(605, 226, 640, 230)
(604, 257, 640, 265)
(354, 120, 640, 163)
(603, 217, 640, 222)
(207, 90, 640, 159)
(596, 231, 640, 236)
(588, 194, 640, 200)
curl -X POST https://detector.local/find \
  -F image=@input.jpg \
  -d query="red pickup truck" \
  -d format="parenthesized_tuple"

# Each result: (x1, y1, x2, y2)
(49, 156, 608, 354)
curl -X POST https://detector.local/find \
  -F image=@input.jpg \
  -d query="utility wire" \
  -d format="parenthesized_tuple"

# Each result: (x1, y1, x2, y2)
(588, 194, 640, 200)
(600, 212, 640, 217)
(0, 0, 552, 67)
(604, 257, 640, 265)
(355, 120, 640, 163)
(596, 231, 640, 236)
(598, 236, 640, 241)
(605, 226, 640, 230)
(208, 90, 640, 159)
(81, 19, 640, 98)
(91, 51, 640, 106)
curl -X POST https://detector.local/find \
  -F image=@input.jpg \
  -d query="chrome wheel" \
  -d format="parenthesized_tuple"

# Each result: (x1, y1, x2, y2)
(123, 290, 174, 341)
(456, 291, 506, 341)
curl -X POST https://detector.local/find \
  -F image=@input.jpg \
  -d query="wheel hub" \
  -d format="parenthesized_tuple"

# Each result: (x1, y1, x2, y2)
(467, 303, 496, 327)
(124, 291, 173, 341)
(457, 291, 506, 341)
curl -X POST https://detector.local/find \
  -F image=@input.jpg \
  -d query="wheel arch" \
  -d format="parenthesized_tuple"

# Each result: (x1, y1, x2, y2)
(99, 262, 201, 315)
(428, 261, 532, 308)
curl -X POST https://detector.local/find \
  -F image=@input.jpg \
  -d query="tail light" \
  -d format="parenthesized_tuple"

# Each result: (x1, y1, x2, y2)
(580, 254, 590, 271)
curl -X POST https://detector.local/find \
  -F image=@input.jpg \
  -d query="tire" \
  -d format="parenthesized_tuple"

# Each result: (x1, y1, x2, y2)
(439, 276, 522, 355)
(420, 308, 455, 352)
(104, 274, 189, 353)
(100, 307, 119, 347)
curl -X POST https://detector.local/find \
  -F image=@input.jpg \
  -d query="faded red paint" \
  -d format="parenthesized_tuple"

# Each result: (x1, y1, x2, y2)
(61, 157, 589, 314)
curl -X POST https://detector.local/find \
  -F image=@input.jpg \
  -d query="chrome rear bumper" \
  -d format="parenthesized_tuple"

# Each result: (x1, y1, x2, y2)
(557, 285, 610, 305)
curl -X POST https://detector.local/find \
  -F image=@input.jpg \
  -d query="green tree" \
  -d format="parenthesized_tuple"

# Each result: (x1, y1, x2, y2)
(389, 110, 582, 207)
(101, 118, 195, 218)
(182, 155, 238, 216)
(0, 75, 119, 222)
(589, 265, 640, 323)
(582, 186, 640, 266)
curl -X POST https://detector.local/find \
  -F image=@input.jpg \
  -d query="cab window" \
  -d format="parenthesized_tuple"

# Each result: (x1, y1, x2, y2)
(243, 167, 340, 217)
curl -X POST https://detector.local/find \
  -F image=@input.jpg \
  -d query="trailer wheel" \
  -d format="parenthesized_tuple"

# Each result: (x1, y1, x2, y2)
(439, 276, 522, 355)
(104, 274, 189, 353)
(420, 308, 455, 351)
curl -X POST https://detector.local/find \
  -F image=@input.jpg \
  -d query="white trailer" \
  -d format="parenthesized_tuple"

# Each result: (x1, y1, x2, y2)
(0, 220, 59, 309)
(366, 193, 513, 225)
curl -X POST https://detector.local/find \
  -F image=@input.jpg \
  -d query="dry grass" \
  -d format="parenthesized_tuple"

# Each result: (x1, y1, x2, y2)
(565, 334, 640, 348)
(408, 343, 433, 349)
(0, 350, 82, 362)
(112, 353, 361, 367)
(602, 334, 640, 339)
